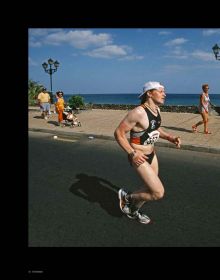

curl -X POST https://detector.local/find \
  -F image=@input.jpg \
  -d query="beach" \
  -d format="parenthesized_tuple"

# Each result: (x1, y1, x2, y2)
(29, 107, 220, 153)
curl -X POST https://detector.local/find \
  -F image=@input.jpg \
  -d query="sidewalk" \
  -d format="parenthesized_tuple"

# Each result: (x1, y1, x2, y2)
(29, 106, 220, 154)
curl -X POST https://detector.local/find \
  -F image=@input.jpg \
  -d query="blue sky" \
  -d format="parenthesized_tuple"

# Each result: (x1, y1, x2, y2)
(28, 28, 220, 95)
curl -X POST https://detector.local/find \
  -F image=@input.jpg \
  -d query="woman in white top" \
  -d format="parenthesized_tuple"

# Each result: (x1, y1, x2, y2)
(192, 84, 211, 134)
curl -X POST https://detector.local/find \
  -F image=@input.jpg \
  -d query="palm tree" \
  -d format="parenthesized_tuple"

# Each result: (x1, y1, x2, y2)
(28, 79, 44, 105)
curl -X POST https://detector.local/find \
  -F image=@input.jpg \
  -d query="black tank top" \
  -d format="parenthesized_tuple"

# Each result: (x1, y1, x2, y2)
(130, 107, 161, 145)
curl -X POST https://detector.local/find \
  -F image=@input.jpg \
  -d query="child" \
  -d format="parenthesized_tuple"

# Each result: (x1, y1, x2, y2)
(66, 111, 81, 126)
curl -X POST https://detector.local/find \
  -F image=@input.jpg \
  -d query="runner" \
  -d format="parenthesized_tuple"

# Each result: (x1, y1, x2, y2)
(114, 81, 181, 224)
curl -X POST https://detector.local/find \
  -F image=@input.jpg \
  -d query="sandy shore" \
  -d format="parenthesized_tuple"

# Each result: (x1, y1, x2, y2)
(29, 107, 220, 152)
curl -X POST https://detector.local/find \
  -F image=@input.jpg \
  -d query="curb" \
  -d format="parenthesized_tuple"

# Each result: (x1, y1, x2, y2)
(29, 128, 220, 155)
(29, 108, 42, 112)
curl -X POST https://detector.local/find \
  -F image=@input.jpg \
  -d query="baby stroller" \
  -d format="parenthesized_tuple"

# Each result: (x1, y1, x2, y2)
(62, 107, 82, 127)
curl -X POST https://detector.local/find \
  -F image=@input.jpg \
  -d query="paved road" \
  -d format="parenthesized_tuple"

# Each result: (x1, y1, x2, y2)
(29, 131, 220, 247)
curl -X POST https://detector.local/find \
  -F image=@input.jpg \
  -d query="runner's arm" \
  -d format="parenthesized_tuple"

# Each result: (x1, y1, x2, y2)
(158, 127, 181, 148)
(114, 113, 137, 155)
(114, 109, 148, 165)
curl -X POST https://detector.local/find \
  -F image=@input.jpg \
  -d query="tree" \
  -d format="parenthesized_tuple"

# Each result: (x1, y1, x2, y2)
(28, 79, 44, 105)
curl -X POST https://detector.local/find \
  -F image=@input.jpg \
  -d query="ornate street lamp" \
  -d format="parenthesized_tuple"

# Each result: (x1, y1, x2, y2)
(42, 58, 60, 101)
(212, 44, 220, 60)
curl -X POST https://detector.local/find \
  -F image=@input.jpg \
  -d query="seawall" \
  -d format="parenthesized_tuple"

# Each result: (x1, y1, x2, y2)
(91, 104, 220, 115)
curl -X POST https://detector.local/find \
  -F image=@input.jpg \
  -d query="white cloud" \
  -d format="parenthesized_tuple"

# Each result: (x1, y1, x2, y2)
(164, 46, 188, 59)
(165, 48, 215, 61)
(165, 38, 188, 47)
(84, 44, 144, 60)
(158, 31, 171, 35)
(29, 41, 42, 47)
(202, 29, 220, 36)
(85, 45, 127, 58)
(164, 54, 188, 59)
(29, 28, 63, 48)
(44, 30, 113, 49)
(29, 29, 113, 49)
(29, 28, 144, 61)
(172, 46, 188, 58)
(119, 55, 144, 61)
(191, 50, 214, 61)
(29, 28, 62, 37)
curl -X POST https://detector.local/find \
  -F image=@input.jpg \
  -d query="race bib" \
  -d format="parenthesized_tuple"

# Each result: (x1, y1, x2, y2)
(143, 130, 160, 145)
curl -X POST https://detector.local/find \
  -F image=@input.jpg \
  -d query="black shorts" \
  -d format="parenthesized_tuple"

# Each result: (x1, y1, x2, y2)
(128, 150, 155, 166)
(145, 150, 155, 164)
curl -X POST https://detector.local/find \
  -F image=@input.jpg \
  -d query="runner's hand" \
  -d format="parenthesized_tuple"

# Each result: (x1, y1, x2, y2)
(174, 136, 181, 149)
(128, 150, 148, 167)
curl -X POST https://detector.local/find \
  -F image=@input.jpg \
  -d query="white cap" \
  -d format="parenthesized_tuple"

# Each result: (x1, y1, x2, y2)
(138, 81, 164, 98)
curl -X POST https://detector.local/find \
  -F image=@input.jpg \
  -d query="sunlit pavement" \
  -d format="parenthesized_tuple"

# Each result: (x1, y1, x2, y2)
(29, 107, 220, 153)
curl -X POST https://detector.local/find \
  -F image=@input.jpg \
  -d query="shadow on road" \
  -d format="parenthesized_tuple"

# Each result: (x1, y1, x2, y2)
(161, 125, 192, 133)
(47, 120, 60, 126)
(69, 173, 123, 218)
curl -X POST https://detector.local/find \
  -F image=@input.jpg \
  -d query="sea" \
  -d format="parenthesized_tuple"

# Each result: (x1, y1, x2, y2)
(63, 93, 220, 106)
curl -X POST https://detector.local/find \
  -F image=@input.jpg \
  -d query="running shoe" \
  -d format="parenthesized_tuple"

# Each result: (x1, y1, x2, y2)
(127, 210, 151, 224)
(118, 188, 132, 215)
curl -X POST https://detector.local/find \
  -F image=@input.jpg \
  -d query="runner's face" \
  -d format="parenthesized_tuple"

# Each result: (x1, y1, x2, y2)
(151, 87, 166, 105)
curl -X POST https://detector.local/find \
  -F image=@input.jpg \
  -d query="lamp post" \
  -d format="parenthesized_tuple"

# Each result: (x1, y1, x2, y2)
(42, 58, 60, 102)
(212, 44, 220, 61)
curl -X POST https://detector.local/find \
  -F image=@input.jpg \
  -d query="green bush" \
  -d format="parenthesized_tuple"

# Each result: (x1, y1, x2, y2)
(68, 95, 85, 109)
